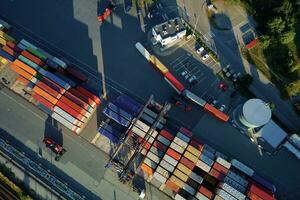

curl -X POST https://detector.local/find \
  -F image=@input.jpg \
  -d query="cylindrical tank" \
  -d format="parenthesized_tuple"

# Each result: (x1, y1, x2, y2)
(236, 99, 271, 129)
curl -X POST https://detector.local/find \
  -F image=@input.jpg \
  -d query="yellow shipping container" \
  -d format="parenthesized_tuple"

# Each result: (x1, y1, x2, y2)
(150, 55, 169, 75)
(170, 175, 184, 188)
(0, 37, 6, 46)
(177, 163, 192, 176)
(174, 169, 189, 182)
(187, 145, 201, 157)
(184, 151, 198, 163)
(0, 30, 16, 42)
(0, 56, 8, 65)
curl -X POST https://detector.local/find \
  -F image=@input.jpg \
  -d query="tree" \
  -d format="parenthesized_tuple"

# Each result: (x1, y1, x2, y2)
(259, 35, 271, 49)
(274, 0, 293, 16)
(267, 17, 285, 34)
(286, 80, 300, 97)
(280, 30, 296, 44)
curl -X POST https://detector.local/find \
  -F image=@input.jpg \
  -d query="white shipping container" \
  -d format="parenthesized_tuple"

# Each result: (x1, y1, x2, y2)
(135, 42, 151, 61)
(196, 160, 211, 172)
(147, 151, 161, 164)
(20, 39, 38, 50)
(196, 192, 210, 200)
(202, 149, 215, 160)
(200, 154, 214, 166)
(227, 171, 248, 187)
(190, 171, 203, 184)
(155, 166, 170, 178)
(53, 106, 82, 127)
(173, 137, 188, 148)
(52, 57, 67, 69)
(231, 159, 254, 177)
(51, 112, 80, 133)
(170, 142, 185, 153)
(163, 154, 178, 166)
(141, 148, 147, 156)
(159, 160, 175, 172)
(215, 189, 237, 200)
(144, 107, 166, 124)
(176, 132, 190, 143)
(174, 194, 186, 200)
(219, 183, 245, 200)
(216, 157, 231, 169)
(141, 113, 164, 130)
(17, 43, 26, 50)
(144, 157, 157, 169)
(223, 176, 246, 193)
(135, 119, 151, 132)
(182, 183, 196, 195)
(153, 172, 167, 183)
(157, 135, 171, 146)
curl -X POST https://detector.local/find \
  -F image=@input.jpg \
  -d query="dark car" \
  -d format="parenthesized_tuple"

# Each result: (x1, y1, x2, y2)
(43, 137, 66, 161)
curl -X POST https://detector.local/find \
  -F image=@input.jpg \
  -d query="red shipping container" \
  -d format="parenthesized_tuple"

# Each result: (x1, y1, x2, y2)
(32, 92, 54, 110)
(56, 100, 86, 122)
(164, 72, 185, 92)
(69, 88, 96, 108)
(209, 168, 225, 181)
(41, 77, 66, 94)
(159, 129, 174, 141)
(247, 191, 264, 200)
(166, 148, 181, 161)
(199, 186, 214, 199)
(21, 50, 44, 66)
(36, 81, 62, 99)
(66, 67, 88, 82)
(76, 86, 101, 105)
(152, 141, 167, 152)
(212, 162, 229, 175)
(6, 41, 22, 54)
(179, 127, 193, 137)
(59, 96, 89, 118)
(189, 139, 203, 151)
(180, 157, 195, 170)
(204, 103, 229, 122)
(165, 180, 180, 192)
(2, 45, 19, 57)
(249, 183, 276, 200)
(64, 91, 91, 111)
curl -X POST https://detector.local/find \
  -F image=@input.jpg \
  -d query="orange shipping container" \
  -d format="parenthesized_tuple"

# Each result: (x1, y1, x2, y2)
(13, 59, 37, 76)
(165, 180, 180, 192)
(76, 86, 101, 105)
(140, 163, 153, 176)
(36, 81, 62, 99)
(69, 88, 96, 108)
(33, 86, 58, 105)
(166, 148, 181, 161)
(169, 175, 184, 188)
(16, 76, 30, 85)
(212, 162, 229, 175)
(2, 45, 19, 57)
(204, 103, 229, 122)
(10, 64, 33, 80)
(59, 96, 90, 118)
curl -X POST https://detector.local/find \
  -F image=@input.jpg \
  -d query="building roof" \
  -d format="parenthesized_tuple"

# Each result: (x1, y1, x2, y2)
(153, 17, 185, 39)
(242, 99, 271, 127)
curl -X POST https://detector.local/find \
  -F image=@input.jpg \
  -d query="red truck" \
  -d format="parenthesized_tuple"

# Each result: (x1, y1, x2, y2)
(98, 2, 116, 22)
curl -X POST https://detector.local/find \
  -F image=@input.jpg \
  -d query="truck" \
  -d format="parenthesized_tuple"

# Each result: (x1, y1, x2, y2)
(98, 2, 116, 22)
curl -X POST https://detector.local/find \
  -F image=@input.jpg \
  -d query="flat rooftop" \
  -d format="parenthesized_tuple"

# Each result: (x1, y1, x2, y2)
(153, 17, 185, 39)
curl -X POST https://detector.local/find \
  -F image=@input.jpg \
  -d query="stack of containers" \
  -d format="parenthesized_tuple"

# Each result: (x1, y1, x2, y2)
(0, 31, 100, 134)
(139, 129, 170, 182)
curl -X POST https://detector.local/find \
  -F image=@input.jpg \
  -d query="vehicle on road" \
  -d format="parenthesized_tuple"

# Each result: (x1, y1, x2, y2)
(201, 53, 209, 61)
(43, 137, 66, 161)
(212, 100, 218, 106)
(181, 70, 188, 77)
(218, 82, 228, 91)
(219, 104, 226, 112)
(188, 75, 197, 84)
(196, 47, 204, 54)
(98, 2, 116, 22)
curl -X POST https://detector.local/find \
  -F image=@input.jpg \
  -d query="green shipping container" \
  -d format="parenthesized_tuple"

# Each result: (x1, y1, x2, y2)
(35, 73, 44, 80)
(18, 55, 41, 71)
(27, 47, 47, 61)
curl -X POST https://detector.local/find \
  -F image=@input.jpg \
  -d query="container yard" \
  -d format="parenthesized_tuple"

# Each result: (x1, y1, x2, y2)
(0, 25, 100, 134)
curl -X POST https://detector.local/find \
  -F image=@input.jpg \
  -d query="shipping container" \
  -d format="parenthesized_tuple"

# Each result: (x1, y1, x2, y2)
(182, 89, 207, 107)
(231, 159, 254, 177)
(51, 112, 81, 134)
(0, 19, 11, 30)
(182, 183, 196, 195)
(2, 45, 19, 58)
(141, 148, 148, 156)
(203, 144, 216, 154)
(158, 130, 173, 141)
(32, 92, 54, 111)
(143, 157, 158, 169)
(52, 57, 67, 69)
(219, 182, 245, 200)
(177, 163, 192, 176)
(56, 100, 86, 122)
(0, 30, 15, 42)
(7, 41, 23, 54)
(103, 107, 130, 127)
(10, 64, 33, 81)
(157, 135, 171, 146)
(199, 186, 214, 199)
(203, 103, 229, 122)
(13, 59, 37, 76)
(159, 159, 175, 172)
(144, 107, 166, 124)
(33, 86, 58, 105)
(107, 102, 132, 121)
(65, 67, 88, 82)
(200, 154, 214, 166)
(202, 149, 215, 160)
(170, 142, 185, 154)
(189, 139, 203, 151)
(196, 160, 211, 173)
(227, 171, 248, 188)
(46, 58, 59, 69)
(164, 72, 185, 93)
(190, 171, 203, 184)
(97, 126, 119, 144)
(135, 119, 152, 133)
(36, 81, 62, 99)
(59, 97, 90, 118)
(170, 175, 184, 188)
(153, 172, 167, 183)
(180, 157, 196, 170)
(176, 132, 190, 143)
(150, 146, 164, 158)
(209, 168, 225, 181)
(249, 183, 276, 200)
(166, 148, 181, 161)
(153, 141, 167, 152)
(214, 195, 225, 200)
(196, 192, 210, 200)
(114, 95, 142, 116)
(140, 163, 154, 176)
(20, 39, 37, 50)
(21, 50, 44, 66)
(246, 191, 264, 200)
(173, 137, 188, 148)
(187, 145, 201, 157)
(203, 174, 218, 186)
(64, 91, 93, 112)
(18, 55, 41, 71)
(135, 42, 151, 61)
(155, 166, 170, 178)
(0, 37, 6, 46)
(55, 71, 77, 87)
(249, 173, 276, 194)
(165, 180, 180, 192)
(16, 76, 30, 85)
(53, 106, 82, 127)
(174, 169, 189, 182)
(215, 189, 237, 200)
(163, 154, 178, 166)
(146, 151, 161, 164)
(76, 86, 101, 105)
(0, 48, 14, 61)
(179, 127, 193, 137)
(186, 177, 198, 189)
(149, 55, 169, 75)
(224, 176, 246, 193)
(27, 47, 47, 61)
(216, 157, 231, 169)
(213, 162, 229, 175)
(184, 151, 198, 163)
(40, 77, 65, 94)
(174, 194, 186, 200)
(38, 69, 71, 90)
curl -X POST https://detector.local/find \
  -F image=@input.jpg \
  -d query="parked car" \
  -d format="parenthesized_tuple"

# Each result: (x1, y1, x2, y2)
(188, 75, 197, 83)
(218, 82, 228, 91)
(219, 104, 226, 112)
(43, 137, 66, 161)
(181, 70, 188, 77)
(202, 53, 210, 61)
(196, 47, 204, 54)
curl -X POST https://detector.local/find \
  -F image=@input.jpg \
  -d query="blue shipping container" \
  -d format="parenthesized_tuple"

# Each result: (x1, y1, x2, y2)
(251, 173, 276, 193)
(107, 102, 132, 121)
(0, 48, 15, 61)
(39, 69, 71, 90)
(55, 72, 77, 88)
(98, 126, 119, 144)
(103, 107, 130, 127)
(114, 95, 142, 116)
(46, 59, 59, 69)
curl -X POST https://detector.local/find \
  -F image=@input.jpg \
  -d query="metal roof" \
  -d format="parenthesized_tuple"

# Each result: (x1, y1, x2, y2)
(242, 99, 271, 127)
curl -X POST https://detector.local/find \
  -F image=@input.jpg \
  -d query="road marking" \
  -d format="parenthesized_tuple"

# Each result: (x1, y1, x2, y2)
(91, 133, 100, 144)
(172, 56, 189, 69)
(170, 54, 186, 65)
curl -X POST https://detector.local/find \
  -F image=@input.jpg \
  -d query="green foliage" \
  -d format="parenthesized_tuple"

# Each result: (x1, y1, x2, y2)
(274, 0, 293, 16)
(267, 17, 285, 34)
(280, 30, 296, 44)
(294, 101, 300, 116)
(259, 35, 271, 49)
(286, 80, 300, 97)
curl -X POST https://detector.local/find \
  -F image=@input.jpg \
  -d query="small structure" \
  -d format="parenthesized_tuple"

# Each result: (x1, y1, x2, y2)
(152, 17, 186, 47)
